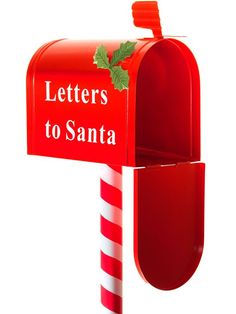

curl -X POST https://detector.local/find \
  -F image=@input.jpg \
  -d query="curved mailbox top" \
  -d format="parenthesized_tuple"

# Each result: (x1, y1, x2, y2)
(27, 37, 200, 167)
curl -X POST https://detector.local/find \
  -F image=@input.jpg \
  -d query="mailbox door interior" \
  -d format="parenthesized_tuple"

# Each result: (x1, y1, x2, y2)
(134, 162, 205, 290)
(132, 38, 205, 290)
(133, 38, 200, 166)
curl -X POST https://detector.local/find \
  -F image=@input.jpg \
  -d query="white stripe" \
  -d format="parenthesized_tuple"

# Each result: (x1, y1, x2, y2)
(100, 304, 118, 314)
(101, 234, 122, 262)
(101, 198, 122, 227)
(101, 165, 122, 191)
(101, 270, 123, 297)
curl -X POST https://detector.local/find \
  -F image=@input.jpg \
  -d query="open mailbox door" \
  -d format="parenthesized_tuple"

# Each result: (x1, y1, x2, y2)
(134, 163, 205, 290)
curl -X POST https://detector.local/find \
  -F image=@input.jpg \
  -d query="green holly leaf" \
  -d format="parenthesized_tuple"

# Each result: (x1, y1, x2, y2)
(110, 66, 129, 91)
(93, 45, 110, 69)
(110, 41, 137, 67)
(93, 41, 137, 92)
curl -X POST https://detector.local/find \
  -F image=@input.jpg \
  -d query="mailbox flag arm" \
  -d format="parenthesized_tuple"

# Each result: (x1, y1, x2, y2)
(132, 1, 163, 38)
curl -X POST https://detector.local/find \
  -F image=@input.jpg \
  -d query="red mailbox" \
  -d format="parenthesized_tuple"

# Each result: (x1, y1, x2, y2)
(27, 38, 201, 167)
(27, 0, 205, 307)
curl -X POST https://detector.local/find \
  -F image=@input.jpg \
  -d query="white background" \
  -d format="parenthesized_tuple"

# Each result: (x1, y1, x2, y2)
(0, 0, 236, 313)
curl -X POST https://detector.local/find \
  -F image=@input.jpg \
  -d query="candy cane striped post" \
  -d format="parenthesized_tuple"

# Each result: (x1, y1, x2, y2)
(100, 165, 123, 313)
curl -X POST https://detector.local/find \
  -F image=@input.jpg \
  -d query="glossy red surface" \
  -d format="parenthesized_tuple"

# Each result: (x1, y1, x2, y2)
(27, 38, 200, 167)
(134, 38, 200, 166)
(27, 40, 129, 165)
(134, 162, 205, 290)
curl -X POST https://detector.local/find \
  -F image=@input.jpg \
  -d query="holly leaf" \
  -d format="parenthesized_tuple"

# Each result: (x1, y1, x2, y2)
(110, 41, 137, 67)
(110, 66, 129, 91)
(93, 41, 137, 92)
(93, 45, 110, 69)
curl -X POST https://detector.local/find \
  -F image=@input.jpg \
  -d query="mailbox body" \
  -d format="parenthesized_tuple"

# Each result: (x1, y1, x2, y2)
(27, 38, 200, 167)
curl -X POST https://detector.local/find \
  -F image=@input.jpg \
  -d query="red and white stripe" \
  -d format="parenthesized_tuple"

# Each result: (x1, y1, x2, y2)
(100, 165, 123, 314)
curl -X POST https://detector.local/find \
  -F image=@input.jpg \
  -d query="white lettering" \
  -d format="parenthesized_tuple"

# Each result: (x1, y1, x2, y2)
(52, 125, 60, 139)
(67, 84, 73, 103)
(66, 120, 75, 141)
(44, 81, 108, 105)
(45, 120, 51, 138)
(81, 89, 90, 104)
(45, 81, 56, 102)
(107, 130, 116, 145)
(74, 84, 80, 103)
(64, 121, 116, 145)
(101, 90, 108, 105)
(99, 125, 105, 144)
(91, 89, 99, 104)
(77, 127, 85, 142)
(58, 87, 66, 102)
(88, 128, 97, 143)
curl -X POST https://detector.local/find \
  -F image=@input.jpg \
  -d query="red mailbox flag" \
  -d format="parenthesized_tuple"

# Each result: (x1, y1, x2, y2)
(26, 1, 205, 312)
